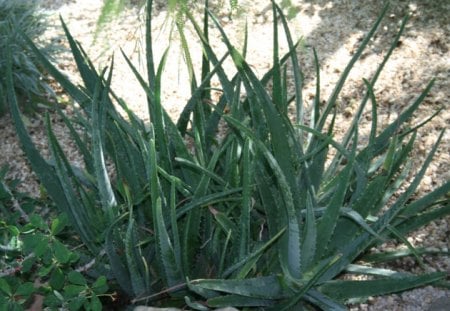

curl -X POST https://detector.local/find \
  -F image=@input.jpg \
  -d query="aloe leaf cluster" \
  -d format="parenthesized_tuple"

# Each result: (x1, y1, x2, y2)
(0, 0, 56, 115)
(5, 0, 449, 309)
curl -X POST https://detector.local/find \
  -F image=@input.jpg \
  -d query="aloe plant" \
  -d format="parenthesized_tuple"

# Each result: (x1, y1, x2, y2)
(0, 0, 55, 116)
(4, 0, 449, 309)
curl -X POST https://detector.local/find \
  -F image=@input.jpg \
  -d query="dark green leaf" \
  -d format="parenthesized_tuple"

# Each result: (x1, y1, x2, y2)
(0, 279, 12, 296)
(64, 284, 86, 298)
(68, 271, 87, 286)
(191, 275, 292, 299)
(53, 240, 72, 264)
(89, 294, 102, 311)
(15, 282, 34, 297)
(207, 294, 275, 307)
(50, 214, 68, 236)
(92, 276, 108, 295)
(319, 272, 445, 301)
(50, 267, 66, 290)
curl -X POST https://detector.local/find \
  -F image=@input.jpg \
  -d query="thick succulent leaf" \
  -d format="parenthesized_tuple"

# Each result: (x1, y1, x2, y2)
(315, 131, 357, 260)
(60, 17, 105, 102)
(18, 24, 90, 106)
(5, 47, 80, 229)
(394, 201, 450, 236)
(190, 275, 292, 299)
(301, 192, 317, 271)
(318, 272, 445, 301)
(214, 212, 238, 237)
(105, 215, 133, 296)
(218, 230, 233, 277)
(316, 3, 389, 131)
(361, 247, 450, 264)
(276, 253, 342, 310)
(333, 14, 408, 159)
(185, 10, 234, 110)
(399, 180, 450, 218)
(238, 138, 253, 260)
(91, 67, 117, 222)
(152, 47, 173, 174)
(176, 188, 242, 217)
(304, 289, 347, 311)
(175, 157, 226, 186)
(341, 209, 384, 241)
(55, 107, 94, 174)
(386, 225, 425, 268)
(357, 79, 435, 162)
(121, 49, 197, 184)
(224, 114, 302, 279)
(125, 217, 150, 297)
(184, 296, 210, 311)
(274, 2, 304, 132)
(345, 264, 412, 278)
(372, 130, 444, 233)
(177, 52, 229, 136)
(222, 227, 286, 278)
(145, 0, 156, 90)
(271, 4, 283, 114)
(207, 294, 275, 307)
(45, 115, 101, 252)
(155, 197, 184, 287)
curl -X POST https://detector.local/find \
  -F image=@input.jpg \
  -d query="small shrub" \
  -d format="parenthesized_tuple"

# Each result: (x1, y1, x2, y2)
(0, 166, 111, 310)
(0, 0, 55, 116)
(4, 0, 449, 309)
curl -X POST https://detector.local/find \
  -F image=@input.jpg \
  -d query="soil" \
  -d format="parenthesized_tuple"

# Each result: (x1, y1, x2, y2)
(0, 0, 449, 310)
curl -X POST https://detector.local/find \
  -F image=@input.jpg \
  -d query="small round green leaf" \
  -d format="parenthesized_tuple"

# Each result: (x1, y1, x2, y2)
(0, 278, 12, 296)
(64, 284, 86, 298)
(44, 291, 63, 307)
(21, 257, 35, 273)
(15, 282, 34, 297)
(38, 264, 54, 278)
(29, 214, 47, 230)
(68, 271, 87, 286)
(51, 214, 68, 236)
(50, 267, 65, 290)
(68, 296, 86, 311)
(89, 295, 102, 311)
(53, 240, 72, 264)
(92, 276, 108, 295)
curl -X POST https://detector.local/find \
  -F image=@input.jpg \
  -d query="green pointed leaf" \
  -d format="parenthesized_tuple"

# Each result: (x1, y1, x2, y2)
(155, 197, 184, 287)
(105, 215, 133, 296)
(91, 66, 117, 222)
(316, 3, 390, 131)
(191, 275, 292, 299)
(207, 294, 275, 307)
(238, 138, 253, 260)
(125, 218, 148, 297)
(319, 272, 445, 301)
(362, 247, 450, 264)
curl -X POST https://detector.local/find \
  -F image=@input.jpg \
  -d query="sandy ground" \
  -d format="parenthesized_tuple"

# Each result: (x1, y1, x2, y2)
(0, 0, 449, 309)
